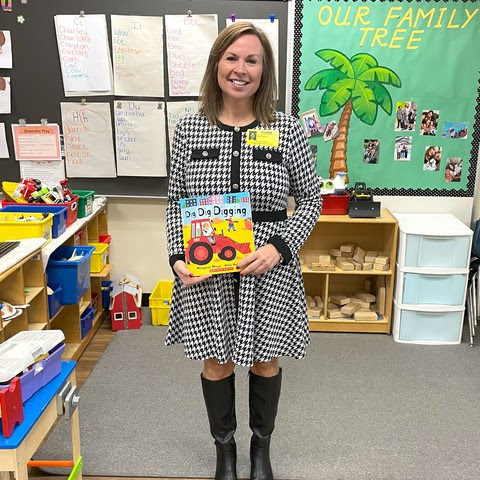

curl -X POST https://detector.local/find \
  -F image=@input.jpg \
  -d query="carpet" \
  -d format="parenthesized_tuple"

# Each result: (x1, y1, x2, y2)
(36, 312, 480, 479)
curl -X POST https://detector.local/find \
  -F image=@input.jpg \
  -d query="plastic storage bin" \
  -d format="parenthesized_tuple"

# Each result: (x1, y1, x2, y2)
(91, 292, 100, 315)
(321, 192, 350, 215)
(47, 283, 63, 318)
(395, 265, 468, 306)
(0, 205, 67, 238)
(46, 245, 95, 304)
(394, 213, 472, 269)
(149, 280, 174, 325)
(101, 280, 113, 308)
(88, 242, 109, 273)
(72, 190, 95, 218)
(393, 300, 464, 345)
(1, 195, 79, 227)
(80, 306, 94, 338)
(0, 212, 53, 242)
(99, 234, 111, 244)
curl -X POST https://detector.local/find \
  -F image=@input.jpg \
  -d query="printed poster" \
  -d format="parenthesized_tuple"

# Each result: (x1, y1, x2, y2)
(112, 15, 165, 97)
(165, 14, 218, 96)
(55, 14, 113, 96)
(60, 102, 117, 177)
(19, 160, 66, 185)
(295, 1, 480, 194)
(0, 31, 12, 68)
(114, 100, 167, 176)
(0, 76, 10, 114)
(11, 124, 61, 161)
(0, 123, 9, 158)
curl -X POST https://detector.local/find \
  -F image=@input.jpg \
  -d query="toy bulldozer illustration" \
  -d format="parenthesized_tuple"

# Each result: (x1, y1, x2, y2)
(185, 218, 252, 265)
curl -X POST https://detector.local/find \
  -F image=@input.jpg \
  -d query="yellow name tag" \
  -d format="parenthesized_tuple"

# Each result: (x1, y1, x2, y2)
(246, 129, 279, 147)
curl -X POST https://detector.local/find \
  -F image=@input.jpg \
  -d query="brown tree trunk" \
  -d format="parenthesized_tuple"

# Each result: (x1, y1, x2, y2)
(329, 100, 352, 183)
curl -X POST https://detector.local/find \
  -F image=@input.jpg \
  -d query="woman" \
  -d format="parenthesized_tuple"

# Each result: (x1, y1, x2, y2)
(165, 22, 322, 480)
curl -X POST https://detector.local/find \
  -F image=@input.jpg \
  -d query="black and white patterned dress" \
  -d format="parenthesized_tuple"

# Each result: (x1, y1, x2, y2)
(165, 111, 322, 367)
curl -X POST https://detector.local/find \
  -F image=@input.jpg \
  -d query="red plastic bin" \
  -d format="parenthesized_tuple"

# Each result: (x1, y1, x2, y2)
(321, 192, 350, 215)
(99, 234, 111, 244)
(1, 194, 79, 227)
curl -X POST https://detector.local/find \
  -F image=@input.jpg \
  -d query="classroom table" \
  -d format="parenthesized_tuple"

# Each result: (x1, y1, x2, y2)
(0, 361, 82, 480)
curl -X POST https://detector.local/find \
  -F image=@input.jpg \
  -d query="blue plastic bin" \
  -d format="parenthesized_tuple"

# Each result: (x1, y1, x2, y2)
(0, 205, 68, 238)
(101, 280, 113, 308)
(47, 283, 63, 318)
(80, 306, 94, 338)
(46, 245, 94, 304)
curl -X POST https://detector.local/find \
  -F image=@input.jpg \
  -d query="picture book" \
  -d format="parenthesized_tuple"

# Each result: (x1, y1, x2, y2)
(179, 192, 255, 276)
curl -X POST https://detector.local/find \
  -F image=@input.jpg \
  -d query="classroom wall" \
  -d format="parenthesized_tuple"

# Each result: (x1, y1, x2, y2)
(108, 194, 475, 293)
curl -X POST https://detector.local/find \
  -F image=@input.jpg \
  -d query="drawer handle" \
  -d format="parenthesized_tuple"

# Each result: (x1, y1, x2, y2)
(422, 236, 451, 241)
(416, 311, 444, 316)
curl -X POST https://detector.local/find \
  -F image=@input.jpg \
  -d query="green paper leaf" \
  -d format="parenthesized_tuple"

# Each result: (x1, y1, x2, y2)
(314, 49, 354, 78)
(320, 78, 355, 116)
(350, 53, 378, 77)
(305, 69, 347, 90)
(366, 82, 393, 115)
(357, 67, 402, 87)
(351, 80, 377, 125)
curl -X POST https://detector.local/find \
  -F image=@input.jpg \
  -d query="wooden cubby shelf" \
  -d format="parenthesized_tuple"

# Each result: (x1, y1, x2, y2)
(0, 198, 112, 358)
(301, 209, 398, 334)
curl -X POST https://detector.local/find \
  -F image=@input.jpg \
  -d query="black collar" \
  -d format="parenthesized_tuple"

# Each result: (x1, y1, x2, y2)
(217, 119, 259, 132)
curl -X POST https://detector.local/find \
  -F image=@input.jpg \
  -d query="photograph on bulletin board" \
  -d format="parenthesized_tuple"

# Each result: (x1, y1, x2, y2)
(292, 0, 480, 196)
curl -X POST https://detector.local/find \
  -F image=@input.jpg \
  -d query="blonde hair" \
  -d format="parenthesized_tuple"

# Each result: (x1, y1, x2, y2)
(199, 21, 277, 126)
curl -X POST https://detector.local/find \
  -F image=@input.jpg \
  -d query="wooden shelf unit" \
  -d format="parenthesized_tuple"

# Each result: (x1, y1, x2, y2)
(301, 209, 398, 333)
(0, 199, 112, 359)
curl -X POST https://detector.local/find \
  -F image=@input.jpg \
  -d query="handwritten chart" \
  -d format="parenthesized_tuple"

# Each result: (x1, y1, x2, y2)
(166, 101, 199, 155)
(115, 101, 167, 177)
(165, 14, 218, 97)
(60, 102, 116, 178)
(112, 15, 164, 97)
(55, 14, 113, 95)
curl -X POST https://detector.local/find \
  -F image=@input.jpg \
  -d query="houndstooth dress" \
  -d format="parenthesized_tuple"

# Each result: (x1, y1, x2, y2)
(165, 111, 322, 367)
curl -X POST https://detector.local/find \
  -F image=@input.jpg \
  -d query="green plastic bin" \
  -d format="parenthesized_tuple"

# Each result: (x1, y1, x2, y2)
(72, 190, 95, 218)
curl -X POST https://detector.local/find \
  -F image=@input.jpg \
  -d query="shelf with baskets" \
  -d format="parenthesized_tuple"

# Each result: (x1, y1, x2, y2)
(300, 209, 398, 333)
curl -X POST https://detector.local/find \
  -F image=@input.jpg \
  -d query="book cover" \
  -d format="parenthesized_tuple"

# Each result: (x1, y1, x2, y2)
(180, 192, 255, 276)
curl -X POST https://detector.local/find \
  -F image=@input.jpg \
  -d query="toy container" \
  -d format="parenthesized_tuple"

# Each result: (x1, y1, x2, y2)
(47, 283, 63, 318)
(46, 245, 95, 304)
(80, 306, 94, 339)
(88, 242, 109, 273)
(0, 330, 65, 402)
(0, 205, 67, 238)
(99, 234, 111, 244)
(0, 212, 53, 242)
(101, 280, 113, 308)
(321, 192, 350, 215)
(1, 194, 79, 227)
(149, 280, 174, 326)
(72, 190, 95, 218)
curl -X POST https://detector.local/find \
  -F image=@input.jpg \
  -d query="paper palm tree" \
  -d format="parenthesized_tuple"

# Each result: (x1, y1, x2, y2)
(305, 49, 402, 180)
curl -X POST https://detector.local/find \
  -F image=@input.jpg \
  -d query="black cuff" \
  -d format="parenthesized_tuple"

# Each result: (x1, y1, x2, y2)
(169, 253, 186, 276)
(268, 235, 292, 265)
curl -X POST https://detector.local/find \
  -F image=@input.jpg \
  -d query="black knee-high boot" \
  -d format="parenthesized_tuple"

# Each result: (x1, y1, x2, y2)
(201, 373, 237, 480)
(249, 368, 282, 480)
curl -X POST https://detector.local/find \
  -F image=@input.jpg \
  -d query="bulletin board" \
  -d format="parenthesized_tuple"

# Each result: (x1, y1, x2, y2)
(0, 0, 289, 197)
(292, 0, 480, 196)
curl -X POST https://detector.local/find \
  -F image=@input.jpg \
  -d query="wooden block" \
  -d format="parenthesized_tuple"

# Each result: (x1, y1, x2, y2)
(341, 251, 352, 257)
(364, 251, 378, 263)
(336, 258, 354, 271)
(340, 242, 356, 253)
(354, 310, 378, 321)
(376, 286, 386, 315)
(306, 295, 316, 307)
(311, 263, 335, 271)
(327, 309, 344, 319)
(327, 302, 339, 310)
(349, 259, 362, 270)
(330, 293, 350, 306)
(329, 248, 342, 257)
(357, 307, 371, 312)
(318, 254, 331, 264)
(355, 291, 376, 303)
(373, 262, 390, 271)
(362, 262, 373, 270)
(349, 297, 370, 308)
(352, 246, 366, 264)
(340, 303, 361, 315)
(299, 256, 306, 265)
(370, 303, 377, 312)
(376, 275, 386, 288)
(364, 279, 373, 293)
(314, 296, 324, 308)
(305, 253, 321, 266)
(307, 307, 321, 317)
(375, 255, 390, 265)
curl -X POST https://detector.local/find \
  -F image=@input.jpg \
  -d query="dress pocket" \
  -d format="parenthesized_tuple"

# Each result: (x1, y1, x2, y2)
(252, 148, 283, 163)
(191, 148, 220, 160)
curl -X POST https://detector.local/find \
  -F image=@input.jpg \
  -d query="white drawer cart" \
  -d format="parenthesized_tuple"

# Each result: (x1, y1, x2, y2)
(392, 213, 472, 345)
